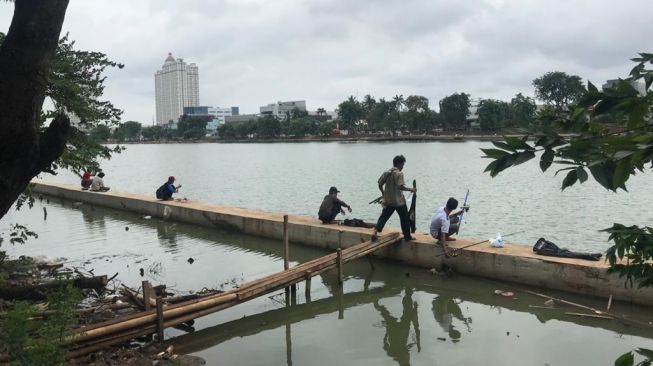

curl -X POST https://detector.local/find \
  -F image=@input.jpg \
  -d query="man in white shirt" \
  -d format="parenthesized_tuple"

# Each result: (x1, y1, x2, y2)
(430, 198, 461, 252)
(90, 172, 110, 192)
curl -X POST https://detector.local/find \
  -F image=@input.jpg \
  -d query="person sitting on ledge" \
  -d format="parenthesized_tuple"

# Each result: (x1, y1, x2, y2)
(81, 170, 94, 190)
(156, 176, 181, 201)
(318, 186, 352, 224)
(90, 172, 110, 192)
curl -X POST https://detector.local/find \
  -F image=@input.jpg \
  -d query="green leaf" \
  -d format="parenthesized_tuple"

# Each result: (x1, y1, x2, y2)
(561, 169, 578, 190)
(613, 158, 632, 191)
(491, 141, 514, 151)
(504, 136, 533, 151)
(589, 163, 616, 191)
(614, 351, 634, 366)
(540, 149, 554, 172)
(587, 81, 599, 94)
(635, 348, 653, 360)
(576, 167, 588, 183)
(480, 148, 510, 159)
(512, 151, 536, 166)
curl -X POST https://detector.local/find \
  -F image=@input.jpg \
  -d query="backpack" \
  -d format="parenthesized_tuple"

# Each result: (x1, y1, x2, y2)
(155, 183, 166, 199)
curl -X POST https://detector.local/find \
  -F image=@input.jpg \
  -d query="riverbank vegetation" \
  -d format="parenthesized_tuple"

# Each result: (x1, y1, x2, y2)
(99, 68, 584, 142)
(483, 53, 653, 366)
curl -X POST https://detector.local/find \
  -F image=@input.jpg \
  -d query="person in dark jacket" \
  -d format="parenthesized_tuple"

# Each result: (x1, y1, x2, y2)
(318, 186, 352, 224)
(156, 176, 181, 200)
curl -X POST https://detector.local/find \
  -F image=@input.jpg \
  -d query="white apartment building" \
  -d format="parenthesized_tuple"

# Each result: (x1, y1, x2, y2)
(260, 100, 307, 119)
(155, 53, 199, 125)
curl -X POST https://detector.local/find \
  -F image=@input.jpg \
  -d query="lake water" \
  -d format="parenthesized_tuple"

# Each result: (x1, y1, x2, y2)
(2, 197, 652, 365)
(50, 141, 653, 251)
(2, 141, 652, 365)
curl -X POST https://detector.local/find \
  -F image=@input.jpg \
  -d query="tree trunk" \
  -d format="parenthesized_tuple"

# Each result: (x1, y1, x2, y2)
(0, 0, 70, 219)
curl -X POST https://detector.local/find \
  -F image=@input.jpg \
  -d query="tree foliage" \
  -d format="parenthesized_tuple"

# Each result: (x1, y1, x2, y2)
(337, 96, 365, 131)
(46, 33, 124, 125)
(482, 53, 653, 289)
(510, 93, 537, 128)
(533, 71, 585, 111)
(439, 93, 470, 129)
(177, 115, 208, 140)
(477, 99, 510, 131)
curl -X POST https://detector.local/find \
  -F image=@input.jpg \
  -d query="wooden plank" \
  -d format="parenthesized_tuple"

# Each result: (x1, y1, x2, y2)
(142, 281, 152, 311)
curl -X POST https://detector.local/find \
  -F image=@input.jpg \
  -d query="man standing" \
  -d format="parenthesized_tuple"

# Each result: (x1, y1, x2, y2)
(371, 155, 416, 242)
(429, 197, 461, 252)
(318, 186, 352, 224)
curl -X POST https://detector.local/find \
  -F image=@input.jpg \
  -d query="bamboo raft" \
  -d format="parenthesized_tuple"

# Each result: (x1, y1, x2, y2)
(66, 230, 402, 357)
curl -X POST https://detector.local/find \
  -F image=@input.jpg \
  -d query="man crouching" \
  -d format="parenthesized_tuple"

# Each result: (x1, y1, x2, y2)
(429, 197, 463, 252)
(318, 186, 352, 224)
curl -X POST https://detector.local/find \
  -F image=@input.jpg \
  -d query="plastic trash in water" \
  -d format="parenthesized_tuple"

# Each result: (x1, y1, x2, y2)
(490, 233, 505, 248)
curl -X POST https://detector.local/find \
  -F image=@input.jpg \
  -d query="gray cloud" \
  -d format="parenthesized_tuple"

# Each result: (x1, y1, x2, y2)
(1, 0, 651, 123)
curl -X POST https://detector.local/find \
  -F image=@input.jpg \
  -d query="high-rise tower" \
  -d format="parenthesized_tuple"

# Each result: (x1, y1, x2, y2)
(154, 53, 199, 125)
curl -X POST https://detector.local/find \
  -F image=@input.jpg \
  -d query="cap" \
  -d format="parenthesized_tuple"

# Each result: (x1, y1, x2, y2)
(329, 186, 340, 194)
(168, 176, 175, 182)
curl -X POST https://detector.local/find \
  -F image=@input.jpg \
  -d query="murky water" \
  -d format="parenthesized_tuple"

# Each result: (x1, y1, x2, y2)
(2, 197, 652, 365)
(46, 141, 653, 251)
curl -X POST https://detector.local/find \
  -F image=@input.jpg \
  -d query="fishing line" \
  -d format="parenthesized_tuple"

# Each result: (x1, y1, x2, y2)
(435, 230, 528, 258)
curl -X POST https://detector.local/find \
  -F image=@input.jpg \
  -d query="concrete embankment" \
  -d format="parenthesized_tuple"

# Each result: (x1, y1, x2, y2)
(30, 179, 653, 306)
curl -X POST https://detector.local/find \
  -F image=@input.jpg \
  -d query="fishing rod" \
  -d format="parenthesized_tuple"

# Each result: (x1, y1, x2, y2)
(435, 230, 528, 258)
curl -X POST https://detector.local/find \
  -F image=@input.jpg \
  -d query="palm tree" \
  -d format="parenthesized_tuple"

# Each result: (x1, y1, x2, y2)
(393, 94, 405, 112)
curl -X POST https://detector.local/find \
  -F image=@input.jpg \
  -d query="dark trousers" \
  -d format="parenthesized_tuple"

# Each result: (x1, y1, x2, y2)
(375, 204, 412, 239)
(319, 204, 341, 223)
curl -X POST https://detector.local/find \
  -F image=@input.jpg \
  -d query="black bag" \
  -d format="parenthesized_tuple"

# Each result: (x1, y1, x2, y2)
(155, 184, 166, 199)
(343, 218, 375, 228)
(533, 238, 602, 261)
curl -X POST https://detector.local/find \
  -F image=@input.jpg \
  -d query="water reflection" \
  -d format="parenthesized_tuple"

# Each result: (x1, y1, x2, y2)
(155, 221, 178, 250)
(373, 288, 421, 366)
(432, 295, 472, 342)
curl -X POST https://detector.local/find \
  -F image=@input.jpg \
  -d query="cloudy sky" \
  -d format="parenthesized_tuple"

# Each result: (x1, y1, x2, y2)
(1, 0, 651, 124)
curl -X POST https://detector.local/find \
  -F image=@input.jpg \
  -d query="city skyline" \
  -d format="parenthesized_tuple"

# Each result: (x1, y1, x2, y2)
(1, 0, 652, 125)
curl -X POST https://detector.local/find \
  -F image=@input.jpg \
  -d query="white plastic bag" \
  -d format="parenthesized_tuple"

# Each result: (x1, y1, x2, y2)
(490, 233, 505, 248)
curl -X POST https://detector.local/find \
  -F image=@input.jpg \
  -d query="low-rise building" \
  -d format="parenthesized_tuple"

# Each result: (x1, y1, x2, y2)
(260, 100, 306, 120)
(183, 106, 238, 133)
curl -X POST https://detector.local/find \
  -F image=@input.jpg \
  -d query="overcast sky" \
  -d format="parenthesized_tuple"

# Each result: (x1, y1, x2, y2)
(2, 0, 652, 125)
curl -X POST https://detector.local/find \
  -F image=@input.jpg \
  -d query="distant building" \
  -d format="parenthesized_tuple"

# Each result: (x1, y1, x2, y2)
(260, 100, 307, 120)
(602, 79, 647, 96)
(183, 106, 237, 134)
(155, 53, 199, 125)
(225, 114, 260, 126)
(466, 98, 482, 129)
(307, 110, 336, 121)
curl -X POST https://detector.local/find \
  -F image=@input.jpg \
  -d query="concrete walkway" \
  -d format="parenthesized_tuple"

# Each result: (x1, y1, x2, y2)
(30, 179, 653, 306)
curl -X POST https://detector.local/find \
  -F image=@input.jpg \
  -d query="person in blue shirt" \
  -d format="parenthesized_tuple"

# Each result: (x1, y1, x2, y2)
(156, 176, 181, 200)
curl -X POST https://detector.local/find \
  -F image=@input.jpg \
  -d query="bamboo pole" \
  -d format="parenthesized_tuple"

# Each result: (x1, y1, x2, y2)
(304, 271, 311, 300)
(283, 215, 289, 271)
(69, 233, 401, 348)
(156, 297, 164, 342)
(522, 290, 651, 327)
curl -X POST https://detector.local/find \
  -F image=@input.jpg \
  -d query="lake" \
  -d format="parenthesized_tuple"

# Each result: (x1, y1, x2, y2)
(50, 141, 653, 251)
(2, 141, 652, 365)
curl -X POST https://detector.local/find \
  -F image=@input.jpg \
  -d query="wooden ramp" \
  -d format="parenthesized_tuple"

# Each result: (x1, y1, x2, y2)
(67, 233, 402, 357)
